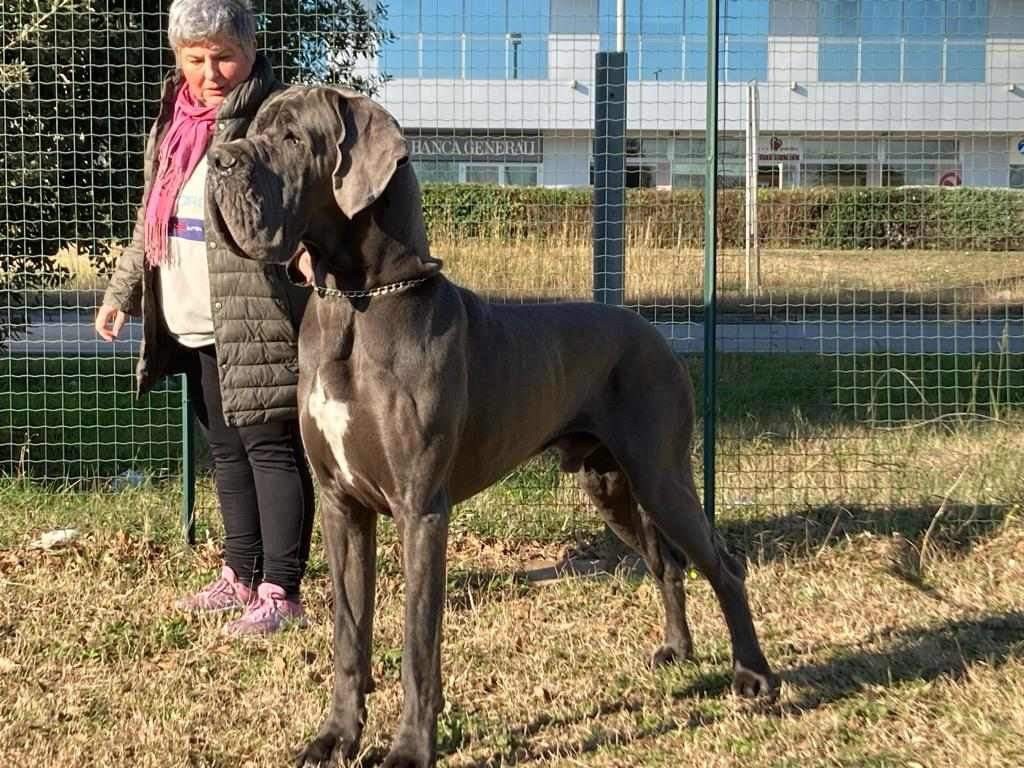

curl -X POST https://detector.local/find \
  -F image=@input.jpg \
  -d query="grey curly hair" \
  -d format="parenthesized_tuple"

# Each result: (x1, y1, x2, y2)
(167, 0, 258, 54)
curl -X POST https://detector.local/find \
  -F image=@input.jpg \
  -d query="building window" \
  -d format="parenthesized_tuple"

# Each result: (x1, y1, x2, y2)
(949, 0, 989, 37)
(416, 161, 460, 183)
(1010, 167, 1024, 189)
(904, 41, 943, 81)
(379, 0, 549, 80)
(861, 42, 902, 81)
(463, 164, 540, 186)
(503, 166, 539, 186)
(820, 0, 861, 36)
(819, 42, 859, 81)
(598, 0, 767, 82)
(817, 1, 991, 82)
(725, 38, 770, 81)
(421, 36, 462, 78)
(860, 0, 903, 37)
(464, 164, 502, 184)
(883, 138, 959, 186)
(803, 164, 869, 186)
(641, 35, 684, 81)
(684, 37, 708, 81)
(802, 137, 878, 187)
(947, 42, 985, 82)
(904, 0, 946, 37)
(723, 0, 769, 81)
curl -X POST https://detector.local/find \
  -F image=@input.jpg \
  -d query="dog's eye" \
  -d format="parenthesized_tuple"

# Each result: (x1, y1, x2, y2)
(284, 129, 302, 146)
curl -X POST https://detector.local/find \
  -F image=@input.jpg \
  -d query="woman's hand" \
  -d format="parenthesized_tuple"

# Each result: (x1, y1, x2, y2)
(95, 304, 127, 341)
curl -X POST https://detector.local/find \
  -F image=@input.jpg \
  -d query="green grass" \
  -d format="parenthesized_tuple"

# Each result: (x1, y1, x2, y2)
(0, 357, 182, 484)
(0, 351, 1021, 506)
(0, 468, 1021, 767)
(1, 344, 1021, 765)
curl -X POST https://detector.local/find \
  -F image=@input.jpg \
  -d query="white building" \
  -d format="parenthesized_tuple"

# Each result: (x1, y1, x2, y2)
(373, 0, 1024, 189)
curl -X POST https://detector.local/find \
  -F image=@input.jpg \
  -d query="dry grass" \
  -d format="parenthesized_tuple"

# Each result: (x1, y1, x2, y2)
(437, 238, 1024, 314)
(2, 415, 1023, 767)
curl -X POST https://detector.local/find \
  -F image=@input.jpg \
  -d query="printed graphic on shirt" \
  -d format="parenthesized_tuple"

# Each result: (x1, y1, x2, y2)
(168, 216, 204, 242)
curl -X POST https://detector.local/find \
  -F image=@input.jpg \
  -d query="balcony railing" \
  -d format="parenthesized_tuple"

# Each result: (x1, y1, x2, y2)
(380, 34, 989, 84)
(817, 37, 985, 83)
(380, 33, 548, 80)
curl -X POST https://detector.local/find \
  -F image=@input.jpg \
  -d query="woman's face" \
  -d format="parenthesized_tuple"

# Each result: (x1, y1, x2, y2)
(177, 37, 255, 107)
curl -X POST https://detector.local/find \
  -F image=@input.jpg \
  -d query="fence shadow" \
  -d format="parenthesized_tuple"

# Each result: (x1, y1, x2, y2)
(404, 611, 1022, 766)
(718, 502, 1014, 567)
(782, 610, 1024, 712)
(444, 501, 1014, 597)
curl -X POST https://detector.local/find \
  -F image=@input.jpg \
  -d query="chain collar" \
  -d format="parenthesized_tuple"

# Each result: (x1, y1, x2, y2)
(312, 275, 433, 300)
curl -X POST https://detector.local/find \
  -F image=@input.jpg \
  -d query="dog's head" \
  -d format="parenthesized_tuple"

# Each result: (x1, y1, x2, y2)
(207, 85, 422, 272)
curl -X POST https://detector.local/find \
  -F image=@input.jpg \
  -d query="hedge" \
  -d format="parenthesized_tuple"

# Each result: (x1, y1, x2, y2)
(420, 184, 1024, 251)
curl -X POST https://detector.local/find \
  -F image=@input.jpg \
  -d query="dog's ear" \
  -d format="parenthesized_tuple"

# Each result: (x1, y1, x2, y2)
(328, 88, 409, 219)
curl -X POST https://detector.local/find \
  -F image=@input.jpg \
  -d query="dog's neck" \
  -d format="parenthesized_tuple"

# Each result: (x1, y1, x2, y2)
(307, 164, 442, 295)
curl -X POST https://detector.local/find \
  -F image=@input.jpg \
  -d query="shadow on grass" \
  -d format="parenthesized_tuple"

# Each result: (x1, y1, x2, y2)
(783, 610, 1024, 712)
(449, 697, 716, 767)
(434, 611, 1024, 765)
(444, 612, 1020, 766)
(346, 696, 687, 766)
(444, 502, 1015, 608)
(718, 502, 1015, 567)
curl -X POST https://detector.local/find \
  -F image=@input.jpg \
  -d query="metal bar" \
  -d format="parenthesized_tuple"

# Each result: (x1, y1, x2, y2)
(180, 373, 196, 546)
(616, 0, 625, 53)
(593, 50, 627, 308)
(703, 0, 720, 524)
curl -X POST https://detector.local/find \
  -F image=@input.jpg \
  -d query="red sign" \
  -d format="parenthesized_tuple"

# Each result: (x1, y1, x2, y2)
(939, 170, 961, 187)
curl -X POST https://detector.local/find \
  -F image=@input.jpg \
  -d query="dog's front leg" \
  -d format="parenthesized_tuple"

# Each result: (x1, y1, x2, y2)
(296, 491, 377, 768)
(384, 490, 450, 768)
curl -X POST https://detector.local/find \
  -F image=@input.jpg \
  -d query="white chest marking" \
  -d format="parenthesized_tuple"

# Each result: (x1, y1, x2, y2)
(306, 372, 355, 487)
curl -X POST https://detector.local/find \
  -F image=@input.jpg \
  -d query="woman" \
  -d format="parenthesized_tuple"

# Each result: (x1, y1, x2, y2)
(95, 0, 315, 637)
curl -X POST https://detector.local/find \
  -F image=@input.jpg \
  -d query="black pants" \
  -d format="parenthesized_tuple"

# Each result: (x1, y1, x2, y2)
(180, 343, 315, 598)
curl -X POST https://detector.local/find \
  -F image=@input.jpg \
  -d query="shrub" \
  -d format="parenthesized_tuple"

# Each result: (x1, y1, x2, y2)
(420, 184, 1024, 251)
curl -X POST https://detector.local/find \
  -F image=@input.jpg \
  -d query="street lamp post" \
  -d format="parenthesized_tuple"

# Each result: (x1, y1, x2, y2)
(510, 32, 522, 79)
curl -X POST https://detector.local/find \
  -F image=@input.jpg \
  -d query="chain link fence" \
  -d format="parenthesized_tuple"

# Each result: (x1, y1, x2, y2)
(2, 1, 1022, 542)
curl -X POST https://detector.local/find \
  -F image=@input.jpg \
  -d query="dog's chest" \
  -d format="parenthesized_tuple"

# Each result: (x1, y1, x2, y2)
(303, 371, 358, 487)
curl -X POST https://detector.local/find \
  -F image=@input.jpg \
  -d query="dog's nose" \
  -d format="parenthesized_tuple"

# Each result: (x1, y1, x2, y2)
(210, 149, 237, 173)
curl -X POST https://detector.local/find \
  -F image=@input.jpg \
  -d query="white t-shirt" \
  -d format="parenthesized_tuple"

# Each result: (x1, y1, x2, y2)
(158, 157, 215, 348)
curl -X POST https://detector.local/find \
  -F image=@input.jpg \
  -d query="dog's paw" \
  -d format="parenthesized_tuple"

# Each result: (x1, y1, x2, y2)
(731, 660, 781, 701)
(381, 748, 432, 768)
(650, 642, 694, 669)
(294, 734, 338, 768)
(381, 732, 435, 768)
(295, 725, 359, 768)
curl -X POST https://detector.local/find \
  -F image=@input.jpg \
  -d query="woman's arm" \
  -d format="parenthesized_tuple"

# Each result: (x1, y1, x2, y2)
(101, 201, 146, 317)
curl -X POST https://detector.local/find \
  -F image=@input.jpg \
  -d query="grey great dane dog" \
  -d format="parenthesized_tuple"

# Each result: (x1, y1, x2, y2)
(207, 85, 779, 767)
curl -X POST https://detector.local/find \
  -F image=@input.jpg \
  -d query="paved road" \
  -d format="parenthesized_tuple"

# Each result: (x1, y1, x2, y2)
(7, 310, 1023, 356)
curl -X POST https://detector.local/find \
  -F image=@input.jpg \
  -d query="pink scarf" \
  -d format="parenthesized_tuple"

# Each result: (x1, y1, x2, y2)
(144, 84, 219, 266)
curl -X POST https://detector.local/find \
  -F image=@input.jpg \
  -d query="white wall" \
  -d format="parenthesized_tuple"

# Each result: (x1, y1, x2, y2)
(988, 39, 1024, 85)
(548, 34, 600, 83)
(380, 77, 1024, 135)
(768, 37, 818, 84)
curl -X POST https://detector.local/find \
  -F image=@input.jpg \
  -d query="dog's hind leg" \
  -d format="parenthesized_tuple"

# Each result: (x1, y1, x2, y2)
(576, 446, 695, 668)
(620, 444, 779, 700)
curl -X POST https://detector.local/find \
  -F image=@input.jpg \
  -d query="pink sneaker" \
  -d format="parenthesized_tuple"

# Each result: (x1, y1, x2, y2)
(221, 582, 307, 637)
(175, 566, 255, 614)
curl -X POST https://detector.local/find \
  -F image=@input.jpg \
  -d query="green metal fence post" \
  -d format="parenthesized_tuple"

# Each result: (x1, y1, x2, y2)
(180, 373, 196, 546)
(703, 0, 720, 524)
